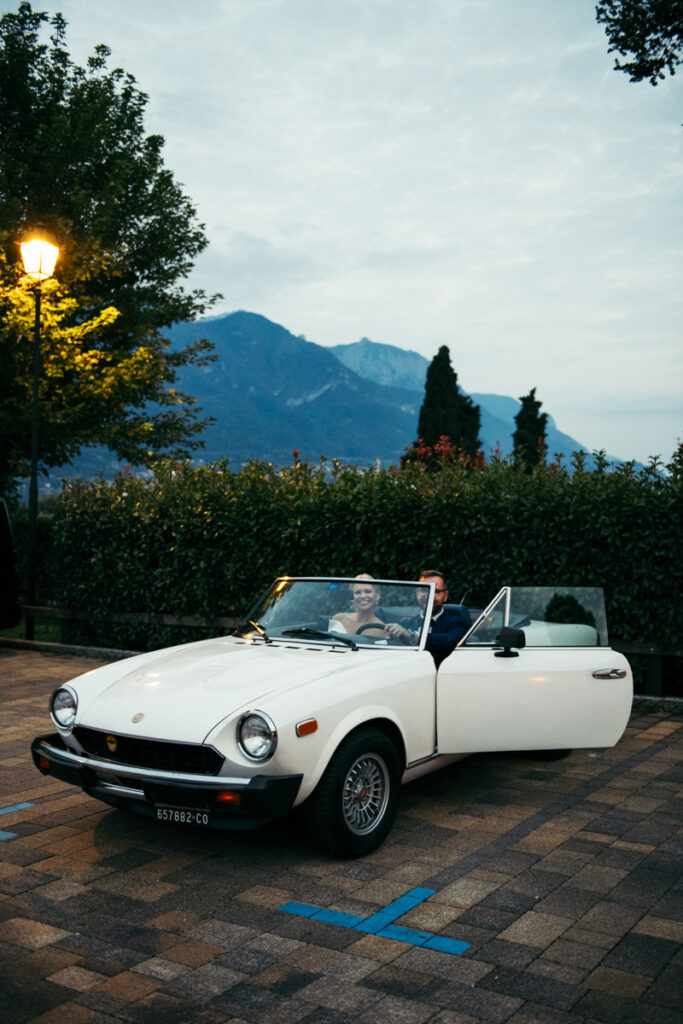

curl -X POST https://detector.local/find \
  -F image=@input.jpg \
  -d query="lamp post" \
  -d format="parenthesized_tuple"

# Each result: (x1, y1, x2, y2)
(19, 225, 59, 640)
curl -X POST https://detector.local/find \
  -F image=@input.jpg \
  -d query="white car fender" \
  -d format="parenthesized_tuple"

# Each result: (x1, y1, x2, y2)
(293, 702, 408, 804)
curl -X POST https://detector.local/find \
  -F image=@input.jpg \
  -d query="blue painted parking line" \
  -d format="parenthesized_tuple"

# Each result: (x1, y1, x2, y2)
(0, 802, 34, 816)
(279, 885, 471, 955)
(0, 803, 34, 841)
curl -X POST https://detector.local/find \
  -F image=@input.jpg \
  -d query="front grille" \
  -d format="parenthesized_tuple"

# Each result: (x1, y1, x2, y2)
(73, 727, 224, 776)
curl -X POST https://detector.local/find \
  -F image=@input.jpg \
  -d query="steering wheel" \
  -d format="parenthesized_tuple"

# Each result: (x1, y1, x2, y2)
(355, 621, 387, 636)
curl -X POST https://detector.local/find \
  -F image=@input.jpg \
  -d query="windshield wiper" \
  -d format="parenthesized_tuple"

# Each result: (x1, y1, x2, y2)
(234, 620, 271, 642)
(281, 627, 357, 650)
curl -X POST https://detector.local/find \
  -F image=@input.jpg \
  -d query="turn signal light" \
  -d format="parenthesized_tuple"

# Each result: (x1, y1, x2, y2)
(296, 718, 318, 737)
(216, 791, 242, 806)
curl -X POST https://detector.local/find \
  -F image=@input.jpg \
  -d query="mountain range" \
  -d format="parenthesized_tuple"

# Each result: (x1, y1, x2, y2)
(57, 310, 597, 483)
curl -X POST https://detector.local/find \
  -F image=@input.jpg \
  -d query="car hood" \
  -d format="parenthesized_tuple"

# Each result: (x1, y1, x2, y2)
(76, 637, 362, 742)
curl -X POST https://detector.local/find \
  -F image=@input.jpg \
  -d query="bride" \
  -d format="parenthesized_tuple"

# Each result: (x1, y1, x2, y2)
(330, 574, 388, 637)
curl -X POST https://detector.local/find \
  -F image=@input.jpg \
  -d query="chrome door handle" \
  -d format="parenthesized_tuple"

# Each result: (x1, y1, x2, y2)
(592, 668, 627, 679)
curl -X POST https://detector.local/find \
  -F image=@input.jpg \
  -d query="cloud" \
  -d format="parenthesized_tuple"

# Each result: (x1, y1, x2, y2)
(32, 0, 683, 463)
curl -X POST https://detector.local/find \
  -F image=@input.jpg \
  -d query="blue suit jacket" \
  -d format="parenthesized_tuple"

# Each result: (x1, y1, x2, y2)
(404, 608, 469, 667)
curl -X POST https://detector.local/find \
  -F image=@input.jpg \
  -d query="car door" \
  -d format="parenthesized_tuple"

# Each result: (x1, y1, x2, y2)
(436, 587, 633, 754)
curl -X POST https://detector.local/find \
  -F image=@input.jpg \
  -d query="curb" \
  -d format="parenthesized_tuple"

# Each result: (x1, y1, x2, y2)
(0, 637, 139, 661)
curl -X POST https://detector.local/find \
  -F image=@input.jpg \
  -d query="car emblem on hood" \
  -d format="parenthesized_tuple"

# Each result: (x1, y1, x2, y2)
(106, 735, 118, 752)
(132, 713, 144, 723)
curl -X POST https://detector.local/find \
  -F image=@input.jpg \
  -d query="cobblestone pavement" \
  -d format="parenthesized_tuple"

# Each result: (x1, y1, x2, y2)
(1, 646, 681, 1024)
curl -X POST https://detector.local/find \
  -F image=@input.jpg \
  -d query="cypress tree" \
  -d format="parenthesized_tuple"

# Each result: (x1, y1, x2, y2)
(513, 387, 548, 468)
(416, 346, 481, 457)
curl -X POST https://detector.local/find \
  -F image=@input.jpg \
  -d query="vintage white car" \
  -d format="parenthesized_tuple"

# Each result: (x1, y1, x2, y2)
(32, 577, 633, 857)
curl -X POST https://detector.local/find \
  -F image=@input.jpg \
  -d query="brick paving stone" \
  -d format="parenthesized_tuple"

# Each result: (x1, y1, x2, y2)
(540, 937, 605, 971)
(561, 864, 628, 894)
(358, 963, 444, 1001)
(505, 1005, 585, 1024)
(130, 955, 192, 981)
(164, 961, 246, 1000)
(345, 933, 405, 963)
(90, 970, 163, 1002)
(601, 931, 679, 976)
(3, 977, 72, 1024)
(355, 993, 437, 1023)
(13, 944, 81, 977)
(411, 1011, 479, 1024)
(640, 963, 683, 1010)
(454, 903, 518, 933)
(430, 981, 524, 1024)
(498, 912, 570, 949)
(479, 966, 585, 1011)
(583, 964, 652, 999)
(576, 899, 645, 937)
(296, 1009, 356, 1024)
(477, 938, 540, 969)
(47, 964, 109, 991)
(391, 946, 493, 986)
(479, 887, 540, 916)
(526, 958, 588, 987)
(2, 917, 72, 949)
(161, 940, 226, 967)
(633, 915, 683, 943)
(530, 886, 597, 920)
(27, 1003, 97, 1024)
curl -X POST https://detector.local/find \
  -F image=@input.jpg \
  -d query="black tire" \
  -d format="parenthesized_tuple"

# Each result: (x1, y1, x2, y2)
(308, 727, 402, 858)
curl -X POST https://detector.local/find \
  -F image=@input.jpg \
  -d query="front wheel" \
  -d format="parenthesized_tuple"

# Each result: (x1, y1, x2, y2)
(308, 728, 401, 857)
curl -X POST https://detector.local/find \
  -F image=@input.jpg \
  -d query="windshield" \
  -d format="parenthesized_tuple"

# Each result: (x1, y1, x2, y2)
(238, 577, 434, 649)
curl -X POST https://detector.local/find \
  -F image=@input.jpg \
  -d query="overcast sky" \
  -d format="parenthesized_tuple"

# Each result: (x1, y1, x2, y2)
(11, 0, 682, 463)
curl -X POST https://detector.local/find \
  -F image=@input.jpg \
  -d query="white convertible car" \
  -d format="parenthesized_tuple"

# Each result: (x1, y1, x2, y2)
(32, 578, 632, 857)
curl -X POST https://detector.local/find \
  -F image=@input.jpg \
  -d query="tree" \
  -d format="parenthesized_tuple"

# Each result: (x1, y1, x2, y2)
(0, 3, 218, 495)
(596, 0, 683, 84)
(415, 345, 481, 458)
(513, 387, 548, 469)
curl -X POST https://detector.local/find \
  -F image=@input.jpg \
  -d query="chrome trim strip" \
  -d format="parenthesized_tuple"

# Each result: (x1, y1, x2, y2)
(36, 737, 249, 787)
(406, 750, 439, 769)
(91, 781, 146, 799)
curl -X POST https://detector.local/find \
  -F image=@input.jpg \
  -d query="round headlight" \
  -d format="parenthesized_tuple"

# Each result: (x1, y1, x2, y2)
(237, 711, 277, 761)
(50, 686, 78, 731)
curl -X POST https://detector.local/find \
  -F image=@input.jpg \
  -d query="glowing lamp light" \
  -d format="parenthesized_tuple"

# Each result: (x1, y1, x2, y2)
(20, 226, 60, 281)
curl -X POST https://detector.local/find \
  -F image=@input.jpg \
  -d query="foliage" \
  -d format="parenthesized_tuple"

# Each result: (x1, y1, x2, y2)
(19, 445, 682, 658)
(596, 0, 683, 84)
(415, 346, 481, 458)
(513, 387, 548, 470)
(402, 434, 486, 471)
(0, 3, 218, 496)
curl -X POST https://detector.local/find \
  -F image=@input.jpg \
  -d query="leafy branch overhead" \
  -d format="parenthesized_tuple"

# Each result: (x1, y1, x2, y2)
(0, 3, 220, 495)
(596, 0, 683, 84)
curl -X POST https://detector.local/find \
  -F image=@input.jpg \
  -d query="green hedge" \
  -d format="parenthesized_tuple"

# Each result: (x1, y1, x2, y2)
(13, 446, 683, 656)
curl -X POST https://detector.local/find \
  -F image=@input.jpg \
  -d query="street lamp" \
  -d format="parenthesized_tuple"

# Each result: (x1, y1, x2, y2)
(19, 224, 60, 640)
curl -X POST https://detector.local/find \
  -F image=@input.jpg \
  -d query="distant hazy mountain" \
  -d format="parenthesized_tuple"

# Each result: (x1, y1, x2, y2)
(329, 338, 592, 459)
(55, 311, 602, 485)
(329, 338, 428, 392)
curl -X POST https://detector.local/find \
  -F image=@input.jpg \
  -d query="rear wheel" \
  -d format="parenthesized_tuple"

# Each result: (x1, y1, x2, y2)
(308, 727, 401, 857)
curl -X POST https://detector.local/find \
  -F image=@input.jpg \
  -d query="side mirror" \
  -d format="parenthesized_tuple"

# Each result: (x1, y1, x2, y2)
(494, 626, 526, 658)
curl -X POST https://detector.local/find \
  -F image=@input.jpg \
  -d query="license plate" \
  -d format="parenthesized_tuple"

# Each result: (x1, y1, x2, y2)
(155, 806, 210, 826)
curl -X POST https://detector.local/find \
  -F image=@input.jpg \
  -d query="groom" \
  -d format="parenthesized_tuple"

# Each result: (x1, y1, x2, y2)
(386, 568, 469, 667)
